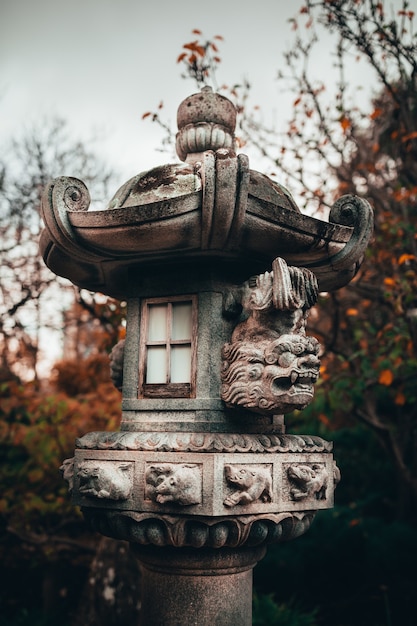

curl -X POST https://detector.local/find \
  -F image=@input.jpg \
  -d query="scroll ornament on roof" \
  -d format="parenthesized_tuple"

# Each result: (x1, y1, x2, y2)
(39, 86, 373, 299)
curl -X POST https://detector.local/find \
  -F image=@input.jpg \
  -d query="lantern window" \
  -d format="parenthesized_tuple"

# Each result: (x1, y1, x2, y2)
(139, 296, 197, 398)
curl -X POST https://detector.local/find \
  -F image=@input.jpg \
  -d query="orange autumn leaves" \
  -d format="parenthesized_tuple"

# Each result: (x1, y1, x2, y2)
(378, 369, 406, 406)
(378, 369, 393, 386)
(176, 29, 223, 75)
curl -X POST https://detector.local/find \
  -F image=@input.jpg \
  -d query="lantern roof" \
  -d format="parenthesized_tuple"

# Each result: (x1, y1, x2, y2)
(40, 87, 373, 298)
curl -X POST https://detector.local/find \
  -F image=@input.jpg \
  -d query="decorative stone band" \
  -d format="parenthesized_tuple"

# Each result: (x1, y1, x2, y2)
(176, 123, 235, 163)
(63, 448, 339, 519)
(75, 431, 333, 453)
(82, 509, 316, 549)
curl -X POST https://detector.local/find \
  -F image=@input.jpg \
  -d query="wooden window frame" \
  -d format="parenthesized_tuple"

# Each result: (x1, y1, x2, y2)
(138, 295, 197, 399)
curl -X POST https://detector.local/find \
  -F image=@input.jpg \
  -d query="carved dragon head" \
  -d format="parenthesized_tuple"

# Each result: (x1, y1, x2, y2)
(222, 257, 321, 416)
(221, 332, 320, 414)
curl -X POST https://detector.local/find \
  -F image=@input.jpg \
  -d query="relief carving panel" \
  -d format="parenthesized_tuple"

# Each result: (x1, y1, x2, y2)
(76, 460, 133, 500)
(286, 463, 328, 501)
(223, 464, 273, 507)
(145, 463, 202, 506)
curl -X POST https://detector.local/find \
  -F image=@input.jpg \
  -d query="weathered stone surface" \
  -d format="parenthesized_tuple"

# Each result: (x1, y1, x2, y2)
(77, 460, 133, 500)
(221, 257, 320, 415)
(40, 175, 372, 296)
(223, 464, 273, 507)
(84, 509, 315, 549)
(145, 463, 203, 506)
(132, 545, 265, 626)
(63, 448, 339, 518)
(42, 86, 372, 626)
(39, 89, 373, 298)
(75, 431, 333, 453)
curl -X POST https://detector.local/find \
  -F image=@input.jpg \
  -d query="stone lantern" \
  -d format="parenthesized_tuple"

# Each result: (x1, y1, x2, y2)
(40, 86, 373, 625)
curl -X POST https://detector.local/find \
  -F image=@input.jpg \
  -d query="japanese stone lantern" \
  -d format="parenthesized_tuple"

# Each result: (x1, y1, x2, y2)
(40, 86, 373, 625)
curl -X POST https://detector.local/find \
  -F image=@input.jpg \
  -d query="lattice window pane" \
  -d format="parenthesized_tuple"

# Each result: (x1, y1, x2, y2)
(171, 302, 192, 340)
(148, 305, 167, 341)
(171, 345, 192, 383)
(146, 346, 167, 383)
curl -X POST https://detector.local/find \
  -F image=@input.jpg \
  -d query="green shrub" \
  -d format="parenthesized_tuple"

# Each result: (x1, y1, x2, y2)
(253, 593, 318, 626)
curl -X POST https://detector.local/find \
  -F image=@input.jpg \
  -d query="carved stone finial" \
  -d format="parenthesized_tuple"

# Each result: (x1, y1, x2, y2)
(176, 86, 237, 162)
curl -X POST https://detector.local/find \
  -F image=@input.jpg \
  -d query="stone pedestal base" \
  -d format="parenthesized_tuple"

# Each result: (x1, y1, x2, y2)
(131, 544, 266, 626)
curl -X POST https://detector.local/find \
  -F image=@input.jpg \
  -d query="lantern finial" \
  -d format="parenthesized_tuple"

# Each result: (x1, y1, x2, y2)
(176, 86, 237, 162)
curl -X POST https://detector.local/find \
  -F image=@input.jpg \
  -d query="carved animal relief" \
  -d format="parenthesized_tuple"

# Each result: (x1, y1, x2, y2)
(286, 463, 328, 501)
(77, 460, 133, 500)
(222, 257, 321, 415)
(145, 463, 202, 506)
(223, 464, 273, 507)
(60, 457, 75, 493)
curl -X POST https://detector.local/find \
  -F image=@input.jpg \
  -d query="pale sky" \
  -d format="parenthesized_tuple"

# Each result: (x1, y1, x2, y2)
(3, 0, 326, 375)
(0, 0, 392, 375)
(1, 0, 402, 188)
(0, 0, 340, 182)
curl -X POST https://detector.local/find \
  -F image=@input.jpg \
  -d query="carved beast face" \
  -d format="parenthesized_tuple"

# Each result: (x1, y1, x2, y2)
(287, 463, 318, 485)
(145, 464, 202, 506)
(77, 461, 132, 500)
(224, 465, 255, 487)
(221, 333, 320, 414)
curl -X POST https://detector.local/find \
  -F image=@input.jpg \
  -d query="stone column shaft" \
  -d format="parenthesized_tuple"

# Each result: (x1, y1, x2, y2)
(132, 545, 266, 626)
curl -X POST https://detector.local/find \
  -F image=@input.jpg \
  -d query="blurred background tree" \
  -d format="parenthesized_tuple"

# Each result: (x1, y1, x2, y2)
(246, 1, 417, 623)
(0, 119, 116, 384)
(0, 121, 130, 624)
(0, 353, 125, 624)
